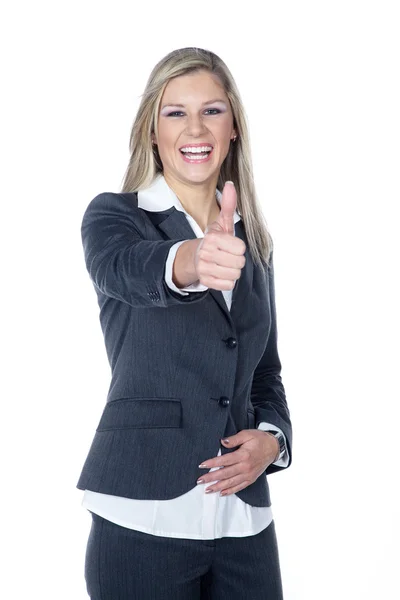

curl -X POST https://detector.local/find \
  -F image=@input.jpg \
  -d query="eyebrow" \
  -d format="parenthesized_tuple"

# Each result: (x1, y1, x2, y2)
(161, 99, 227, 110)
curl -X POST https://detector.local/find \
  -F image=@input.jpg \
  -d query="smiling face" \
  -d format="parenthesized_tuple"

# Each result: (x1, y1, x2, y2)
(153, 70, 237, 187)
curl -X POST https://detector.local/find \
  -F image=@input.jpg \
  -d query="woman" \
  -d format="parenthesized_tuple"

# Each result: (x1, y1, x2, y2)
(77, 46, 293, 599)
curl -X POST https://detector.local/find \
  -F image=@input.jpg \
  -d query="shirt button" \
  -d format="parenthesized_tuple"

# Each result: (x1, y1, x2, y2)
(225, 337, 237, 349)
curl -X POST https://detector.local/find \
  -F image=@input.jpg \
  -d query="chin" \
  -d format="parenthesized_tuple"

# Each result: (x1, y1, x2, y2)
(178, 163, 221, 180)
(180, 171, 218, 185)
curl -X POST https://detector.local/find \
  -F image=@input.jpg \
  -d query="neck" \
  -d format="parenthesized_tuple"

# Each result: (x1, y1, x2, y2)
(163, 173, 220, 232)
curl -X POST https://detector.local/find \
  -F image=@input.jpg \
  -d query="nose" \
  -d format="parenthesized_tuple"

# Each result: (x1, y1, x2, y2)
(184, 114, 208, 137)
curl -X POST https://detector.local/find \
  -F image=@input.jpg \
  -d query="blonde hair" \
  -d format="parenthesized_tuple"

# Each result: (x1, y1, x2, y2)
(120, 47, 273, 267)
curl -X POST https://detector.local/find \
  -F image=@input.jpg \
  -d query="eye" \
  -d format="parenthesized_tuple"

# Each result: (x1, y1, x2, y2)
(166, 109, 222, 117)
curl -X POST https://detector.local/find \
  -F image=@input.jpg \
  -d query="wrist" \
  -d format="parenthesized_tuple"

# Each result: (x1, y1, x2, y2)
(263, 431, 281, 462)
(173, 239, 201, 287)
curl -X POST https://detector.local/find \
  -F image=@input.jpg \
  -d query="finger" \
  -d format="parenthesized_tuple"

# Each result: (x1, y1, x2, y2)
(219, 480, 252, 496)
(218, 181, 236, 234)
(198, 239, 246, 266)
(197, 264, 243, 290)
(198, 446, 246, 470)
(198, 464, 240, 485)
(206, 475, 251, 494)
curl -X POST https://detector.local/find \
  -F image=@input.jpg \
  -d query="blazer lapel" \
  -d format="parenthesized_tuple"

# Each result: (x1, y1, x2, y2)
(231, 219, 253, 323)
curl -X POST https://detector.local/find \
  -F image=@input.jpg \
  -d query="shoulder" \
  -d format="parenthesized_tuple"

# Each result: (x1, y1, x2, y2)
(81, 191, 143, 226)
(85, 190, 138, 211)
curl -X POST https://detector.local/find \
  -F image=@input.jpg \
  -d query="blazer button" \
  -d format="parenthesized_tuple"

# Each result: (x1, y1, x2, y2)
(225, 337, 237, 349)
(219, 396, 230, 407)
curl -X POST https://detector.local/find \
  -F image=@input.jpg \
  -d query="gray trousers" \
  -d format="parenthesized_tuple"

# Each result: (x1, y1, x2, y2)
(84, 511, 284, 599)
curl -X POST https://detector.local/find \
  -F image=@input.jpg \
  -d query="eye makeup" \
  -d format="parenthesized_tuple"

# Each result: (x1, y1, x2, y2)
(166, 108, 223, 117)
(160, 101, 227, 116)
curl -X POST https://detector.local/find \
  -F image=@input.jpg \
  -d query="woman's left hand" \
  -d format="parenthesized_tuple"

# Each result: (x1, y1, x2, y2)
(196, 429, 280, 496)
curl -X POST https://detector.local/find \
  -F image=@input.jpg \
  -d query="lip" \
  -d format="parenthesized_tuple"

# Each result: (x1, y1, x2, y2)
(179, 143, 214, 150)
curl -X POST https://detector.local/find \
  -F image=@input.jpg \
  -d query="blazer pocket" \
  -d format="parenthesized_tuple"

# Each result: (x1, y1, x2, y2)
(96, 397, 182, 431)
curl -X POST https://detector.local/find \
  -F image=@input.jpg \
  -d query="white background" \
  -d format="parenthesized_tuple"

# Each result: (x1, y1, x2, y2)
(1, 1, 399, 598)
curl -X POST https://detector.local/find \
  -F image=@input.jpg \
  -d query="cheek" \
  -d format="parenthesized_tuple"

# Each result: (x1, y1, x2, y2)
(213, 121, 233, 145)
(157, 122, 177, 147)
(156, 132, 177, 160)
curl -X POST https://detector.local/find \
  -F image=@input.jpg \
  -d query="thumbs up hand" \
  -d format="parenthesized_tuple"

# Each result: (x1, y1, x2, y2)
(195, 181, 246, 291)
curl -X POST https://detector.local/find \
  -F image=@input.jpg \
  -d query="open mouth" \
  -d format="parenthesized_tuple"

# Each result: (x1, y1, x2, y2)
(179, 148, 214, 162)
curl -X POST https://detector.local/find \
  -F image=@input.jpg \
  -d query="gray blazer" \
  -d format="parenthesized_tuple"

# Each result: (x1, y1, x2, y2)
(76, 191, 292, 507)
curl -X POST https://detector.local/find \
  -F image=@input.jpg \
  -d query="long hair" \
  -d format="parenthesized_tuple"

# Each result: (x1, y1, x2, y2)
(120, 47, 273, 267)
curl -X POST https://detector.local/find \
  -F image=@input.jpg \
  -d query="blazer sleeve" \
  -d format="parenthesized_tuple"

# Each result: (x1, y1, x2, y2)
(250, 251, 293, 475)
(81, 191, 210, 308)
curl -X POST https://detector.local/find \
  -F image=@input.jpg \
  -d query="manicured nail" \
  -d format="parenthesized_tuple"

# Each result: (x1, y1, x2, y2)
(197, 478, 204, 484)
(225, 181, 234, 186)
(199, 463, 207, 468)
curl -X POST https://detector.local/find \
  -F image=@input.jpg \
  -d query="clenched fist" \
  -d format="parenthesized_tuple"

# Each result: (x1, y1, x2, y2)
(194, 181, 246, 291)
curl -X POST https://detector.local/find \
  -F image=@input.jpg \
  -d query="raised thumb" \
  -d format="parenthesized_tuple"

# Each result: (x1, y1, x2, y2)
(218, 181, 236, 234)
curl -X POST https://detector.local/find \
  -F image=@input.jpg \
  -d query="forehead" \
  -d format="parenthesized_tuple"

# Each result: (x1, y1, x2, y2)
(162, 70, 227, 102)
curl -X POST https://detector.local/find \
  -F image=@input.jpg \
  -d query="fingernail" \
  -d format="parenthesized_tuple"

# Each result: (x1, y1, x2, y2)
(199, 463, 207, 468)
(225, 181, 234, 186)
(197, 479, 204, 484)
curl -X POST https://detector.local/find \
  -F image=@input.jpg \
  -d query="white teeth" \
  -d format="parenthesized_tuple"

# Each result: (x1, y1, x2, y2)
(180, 146, 213, 153)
